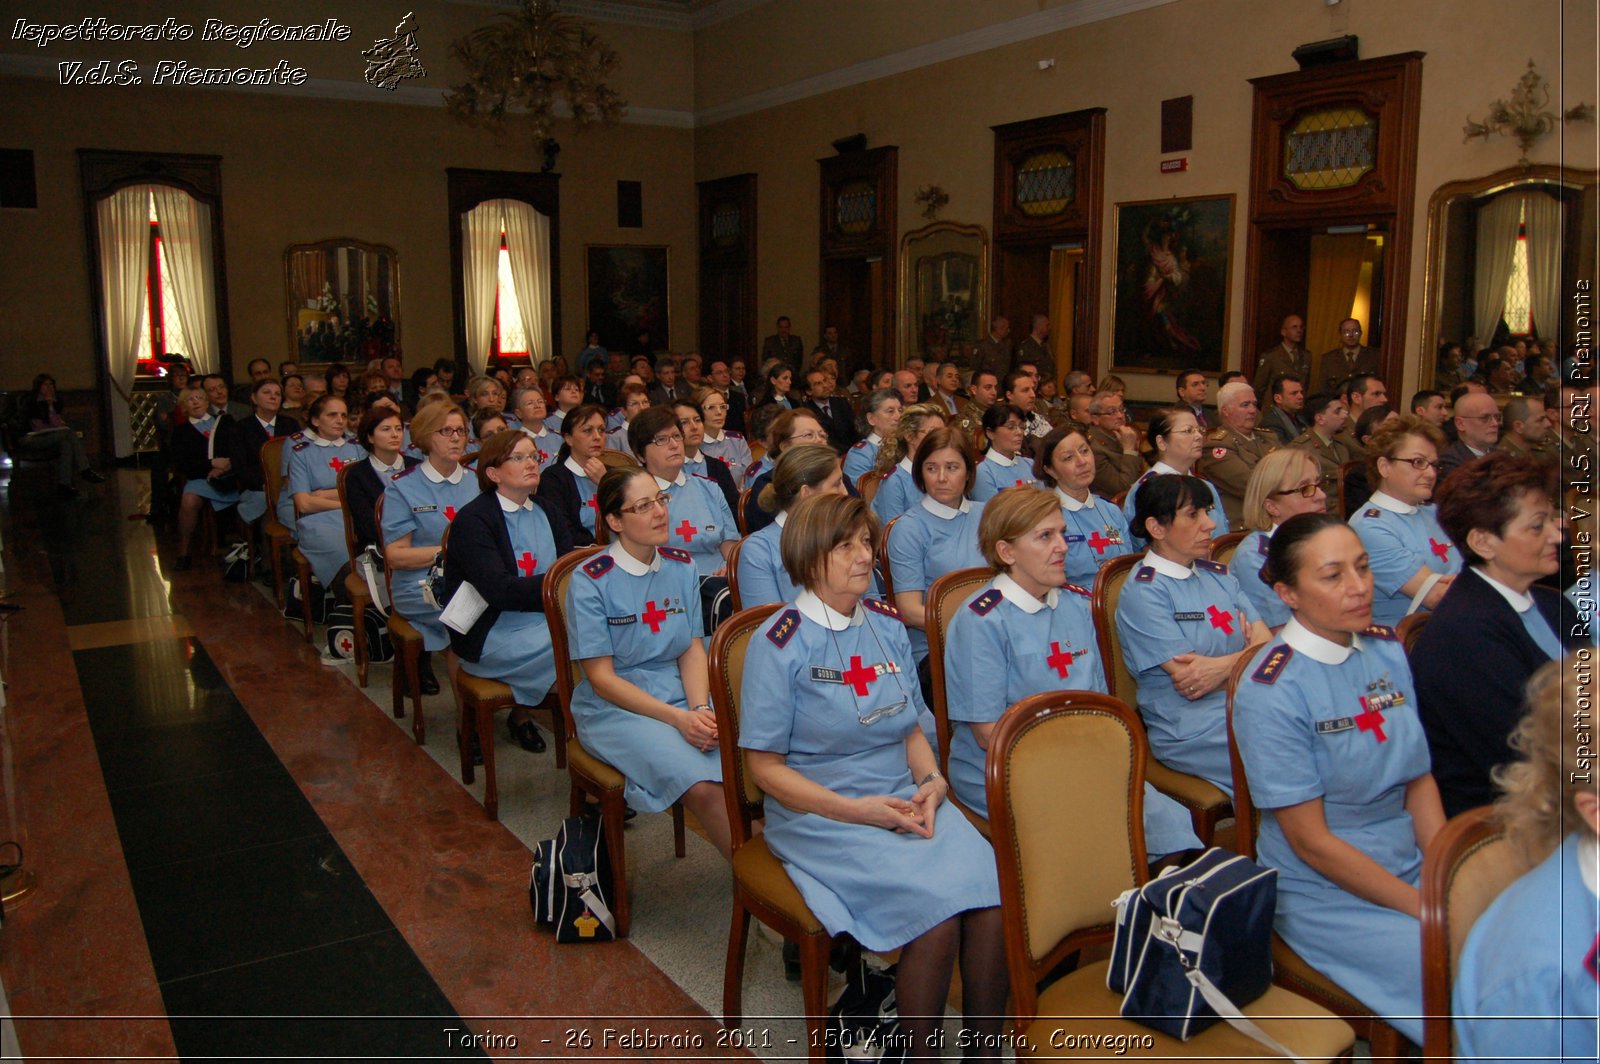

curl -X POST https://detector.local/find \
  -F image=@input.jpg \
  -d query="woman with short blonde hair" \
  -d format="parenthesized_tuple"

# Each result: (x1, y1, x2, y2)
(868, 402, 948, 523)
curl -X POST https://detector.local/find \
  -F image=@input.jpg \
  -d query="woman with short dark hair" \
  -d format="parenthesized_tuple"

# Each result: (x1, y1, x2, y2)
(1034, 424, 1134, 586)
(345, 406, 417, 557)
(1121, 407, 1231, 534)
(535, 404, 607, 548)
(970, 403, 1035, 501)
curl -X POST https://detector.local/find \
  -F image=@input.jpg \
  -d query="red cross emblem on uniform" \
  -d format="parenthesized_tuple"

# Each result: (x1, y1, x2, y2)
(1207, 605, 1234, 634)
(1046, 641, 1073, 678)
(1087, 531, 1112, 554)
(842, 655, 878, 697)
(1428, 538, 1450, 562)
(1354, 697, 1388, 742)
(1014, 478, 1026, 488)
(443, 506, 457, 521)
(675, 518, 698, 543)
(516, 552, 537, 577)
(585, 496, 598, 514)
(642, 600, 667, 633)
(328, 456, 347, 472)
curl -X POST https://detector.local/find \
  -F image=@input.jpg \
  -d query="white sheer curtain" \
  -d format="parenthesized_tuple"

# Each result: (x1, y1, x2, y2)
(461, 202, 504, 373)
(148, 186, 219, 376)
(1473, 191, 1524, 348)
(1521, 190, 1565, 343)
(95, 186, 152, 457)
(499, 198, 553, 363)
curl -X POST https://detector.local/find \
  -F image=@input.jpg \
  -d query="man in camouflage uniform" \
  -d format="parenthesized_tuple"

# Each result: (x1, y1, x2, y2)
(1199, 381, 1278, 527)
(1497, 395, 1556, 463)
(1290, 391, 1357, 512)
(954, 368, 1000, 450)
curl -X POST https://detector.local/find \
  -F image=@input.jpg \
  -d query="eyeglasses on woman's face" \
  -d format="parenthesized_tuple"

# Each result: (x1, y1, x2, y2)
(1386, 454, 1440, 472)
(649, 431, 684, 450)
(437, 426, 468, 439)
(788, 427, 827, 445)
(1272, 479, 1329, 499)
(620, 490, 672, 516)
(498, 449, 543, 466)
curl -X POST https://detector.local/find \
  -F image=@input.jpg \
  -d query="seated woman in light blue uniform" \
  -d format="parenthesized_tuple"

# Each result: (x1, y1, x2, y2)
(444, 430, 571, 754)
(605, 383, 651, 458)
(382, 401, 478, 695)
(631, 406, 738, 579)
(694, 385, 752, 485)
(887, 426, 987, 678)
(286, 393, 366, 591)
(1347, 415, 1459, 627)
(740, 493, 1008, 1059)
(510, 385, 560, 472)
(868, 403, 948, 524)
(1234, 513, 1444, 1046)
(1034, 424, 1134, 587)
(1454, 656, 1598, 1063)
(469, 409, 510, 452)
(944, 487, 1201, 858)
(1115, 474, 1269, 793)
(1234, 449, 1330, 630)
(1122, 407, 1231, 535)
(970, 403, 1036, 501)
(735, 444, 848, 608)
(565, 467, 731, 858)
(464, 376, 507, 441)
(842, 388, 902, 481)
(543, 375, 583, 435)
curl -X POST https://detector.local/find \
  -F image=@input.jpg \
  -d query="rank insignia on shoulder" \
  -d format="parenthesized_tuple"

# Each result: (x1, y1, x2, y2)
(851, 440, 868, 450)
(1364, 508, 1381, 518)
(1194, 558, 1227, 573)
(1208, 428, 1227, 441)
(766, 608, 800, 647)
(862, 598, 903, 621)
(393, 465, 418, 479)
(1134, 565, 1155, 582)
(291, 440, 310, 451)
(1211, 447, 1228, 459)
(1251, 645, 1293, 684)
(967, 588, 1002, 615)
(582, 555, 614, 579)
(1062, 583, 1092, 597)
(727, 430, 745, 440)
(1361, 624, 1398, 641)
(1258, 536, 1271, 555)
(658, 547, 692, 563)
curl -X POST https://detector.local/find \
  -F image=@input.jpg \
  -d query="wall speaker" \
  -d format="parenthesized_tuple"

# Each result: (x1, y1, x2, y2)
(0, 149, 37, 209)
(617, 180, 642, 229)
(1292, 35, 1359, 69)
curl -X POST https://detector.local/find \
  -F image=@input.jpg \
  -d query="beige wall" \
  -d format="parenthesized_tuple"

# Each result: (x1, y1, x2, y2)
(693, 0, 1595, 403)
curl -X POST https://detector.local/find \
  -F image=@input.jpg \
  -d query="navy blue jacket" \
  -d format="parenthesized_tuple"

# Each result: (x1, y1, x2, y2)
(441, 490, 574, 662)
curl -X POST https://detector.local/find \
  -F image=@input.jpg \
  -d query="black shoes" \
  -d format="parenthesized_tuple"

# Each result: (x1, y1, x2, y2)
(418, 669, 440, 696)
(510, 718, 546, 753)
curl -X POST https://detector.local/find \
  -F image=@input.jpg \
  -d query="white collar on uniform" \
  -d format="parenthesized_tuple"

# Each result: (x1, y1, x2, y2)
(994, 571, 1058, 613)
(897, 456, 913, 475)
(1467, 444, 1488, 458)
(563, 455, 588, 478)
(1151, 460, 1183, 476)
(1473, 567, 1533, 614)
(1367, 490, 1417, 516)
(497, 491, 536, 512)
(421, 460, 466, 484)
(986, 450, 1019, 467)
(866, 432, 882, 447)
(703, 430, 725, 443)
(520, 425, 549, 441)
(1056, 487, 1097, 512)
(1145, 550, 1194, 581)
(257, 416, 276, 431)
(369, 454, 405, 475)
(609, 541, 661, 575)
(311, 433, 340, 447)
(795, 589, 864, 630)
(921, 495, 971, 519)
(654, 470, 688, 489)
(775, 509, 788, 528)
(1279, 616, 1362, 665)
(189, 415, 214, 428)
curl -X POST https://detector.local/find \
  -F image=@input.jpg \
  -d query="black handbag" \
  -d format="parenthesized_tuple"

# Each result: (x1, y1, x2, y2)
(282, 576, 333, 624)
(529, 814, 616, 943)
(826, 958, 906, 1062)
(324, 602, 396, 663)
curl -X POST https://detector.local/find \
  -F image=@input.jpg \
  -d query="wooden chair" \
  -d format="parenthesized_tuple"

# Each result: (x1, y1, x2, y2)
(1110, 489, 1128, 509)
(544, 547, 686, 940)
(374, 493, 426, 743)
(986, 690, 1356, 1061)
(334, 464, 374, 687)
(1397, 612, 1431, 655)
(749, 441, 766, 465)
(260, 436, 295, 610)
(876, 515, 901, 600)
(856, 469, 883, 508)
(599, 448, 639, 472)
(923, 566, 997, 836)
(725, 536, 747, 612)
(1419, 806, 1520, 1062)
(1337, 458, 1364, 518)
(735, 487, 751, 536)
(707, 603, 831, 1064)
(1223, 648, 1414, 1061)
(1091, 552, 1233, 845)
(1209, 529, 1248, 566)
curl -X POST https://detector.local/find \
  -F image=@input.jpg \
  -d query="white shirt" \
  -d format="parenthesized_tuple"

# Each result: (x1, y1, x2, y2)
(1366, 489, 1418, 516)
(993, 571, 1058, 612)
(921, 496, 972, 519)
(1144, 550, 1194, 581)
(1279, 616, 1365, 665)
(608, 540, 660, 576)
(1055, 487, 1098, 513)
(795, 589, 864, 630)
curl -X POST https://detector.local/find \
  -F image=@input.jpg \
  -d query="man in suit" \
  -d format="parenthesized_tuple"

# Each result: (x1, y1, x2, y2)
(800, 367, 857, 453)
(1438, 390, 1502, 481)
(1253, 314, 1312, 405)
(760, 316, 804, 372)
(971, 316, 1013, 381)
(582, 359, 616, 409)
(201, 374, 251, 423)
(380, 356, 414, 409)
(1175, 368, 1211, 430)
(893, 370, 921, 407)
(1318, 318, 1381, 391)
(931, 362, 966, 418)
(1013, 314, 1054, 389)
(1497, 395, 1555, 462)
(1086, 390, 1146, 498)
(233, 358, 274, 403)
(706, 359, 747, 434)
(1261, 373, 1307, 444)
(1197, 381, 1278, 528)
(819, 324, 852, 366)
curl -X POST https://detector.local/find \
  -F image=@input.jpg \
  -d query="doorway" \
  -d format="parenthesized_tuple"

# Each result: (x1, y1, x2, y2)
(821, 255, 883, 375)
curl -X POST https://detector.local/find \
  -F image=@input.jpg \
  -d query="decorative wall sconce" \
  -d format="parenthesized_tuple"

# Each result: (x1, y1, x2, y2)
(1464, 60, 1594, 163)
(914, 184, 950, 220)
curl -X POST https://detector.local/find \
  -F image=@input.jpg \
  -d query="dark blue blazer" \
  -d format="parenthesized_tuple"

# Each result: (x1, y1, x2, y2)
(346, 455, 420, 553)
(1411, 566, 1579, 817)
(441, 490, 574, 663)
(535, 461, 597, 549)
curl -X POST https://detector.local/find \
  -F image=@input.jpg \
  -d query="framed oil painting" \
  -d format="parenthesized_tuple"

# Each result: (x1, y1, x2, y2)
(1110, 194, 1233, 373)
(585, 245, 669, 353)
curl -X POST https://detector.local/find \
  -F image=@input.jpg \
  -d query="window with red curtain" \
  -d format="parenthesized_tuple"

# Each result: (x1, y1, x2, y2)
(134, 194, 192, 377)
(493, 231, 530, 365)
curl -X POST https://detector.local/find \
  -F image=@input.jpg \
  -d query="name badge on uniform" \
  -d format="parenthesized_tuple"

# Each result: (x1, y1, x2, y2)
(1173, 611, 1206, 622)
(606, 615, 636, 626)
(810, 667, 843, 683)
(1065, 534, 1085, 543)
(1315, 717, 1355, 735)
(413, 504, 438, 513)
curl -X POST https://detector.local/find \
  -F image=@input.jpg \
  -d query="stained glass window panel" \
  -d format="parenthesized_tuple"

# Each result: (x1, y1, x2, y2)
(1284, 108, 1377, 191)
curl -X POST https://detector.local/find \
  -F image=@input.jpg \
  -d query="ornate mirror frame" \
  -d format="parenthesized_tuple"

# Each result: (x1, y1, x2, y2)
(283, 238, 400, 364)
(898, 221, 989, 368)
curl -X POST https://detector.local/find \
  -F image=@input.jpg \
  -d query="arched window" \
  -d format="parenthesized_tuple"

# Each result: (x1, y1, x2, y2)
(132, 192, 194, 374)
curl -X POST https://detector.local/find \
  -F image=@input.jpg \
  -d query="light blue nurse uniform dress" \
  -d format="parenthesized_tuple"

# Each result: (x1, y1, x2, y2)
(518, 425, 561, 472)
(742, 454, 773, 488)
(275, 429, 306, 531)
(1234, 527, 1291, 629)
(1234, 619, 1431, 1044)
(841, 433, 881, 481)
(459, 495, 559, 705)
(1114, 552, 1252, 792)
(1453, 832, 1599, 1063)
(181, 414, 241, 511)
(1348, 490, 1460, 627)
(659, 471, 738, 578)
(1056, 487, 1134, 587)
(870, 458, 919, 523)
(561, 456, 600, 538)
(700, 431, 752, 486)
(605, 424, 635, 457)
(740, 592, 1000, 952)
(381, 461, 478, 652)
(543, 408, 577, 435)
(944, 574, 1203, 857)
(565, 544, 722, 812)
(1122, 462, 1231, 535)
(286, 432, 368, 586)
(886, 496, 986, 662)
(737, 511, 883, 608)
(970, 451, 1034, 502)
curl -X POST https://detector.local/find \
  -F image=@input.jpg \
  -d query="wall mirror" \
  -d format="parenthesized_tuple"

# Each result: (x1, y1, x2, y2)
(898, 221, 988, 367)
(1419, 165, 1596, 388)
(284, 239, 400, 363)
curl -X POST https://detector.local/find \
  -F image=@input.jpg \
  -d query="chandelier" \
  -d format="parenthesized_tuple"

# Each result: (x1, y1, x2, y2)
(1464, 60, 1594, 163)
(444, 0, 627, 151)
